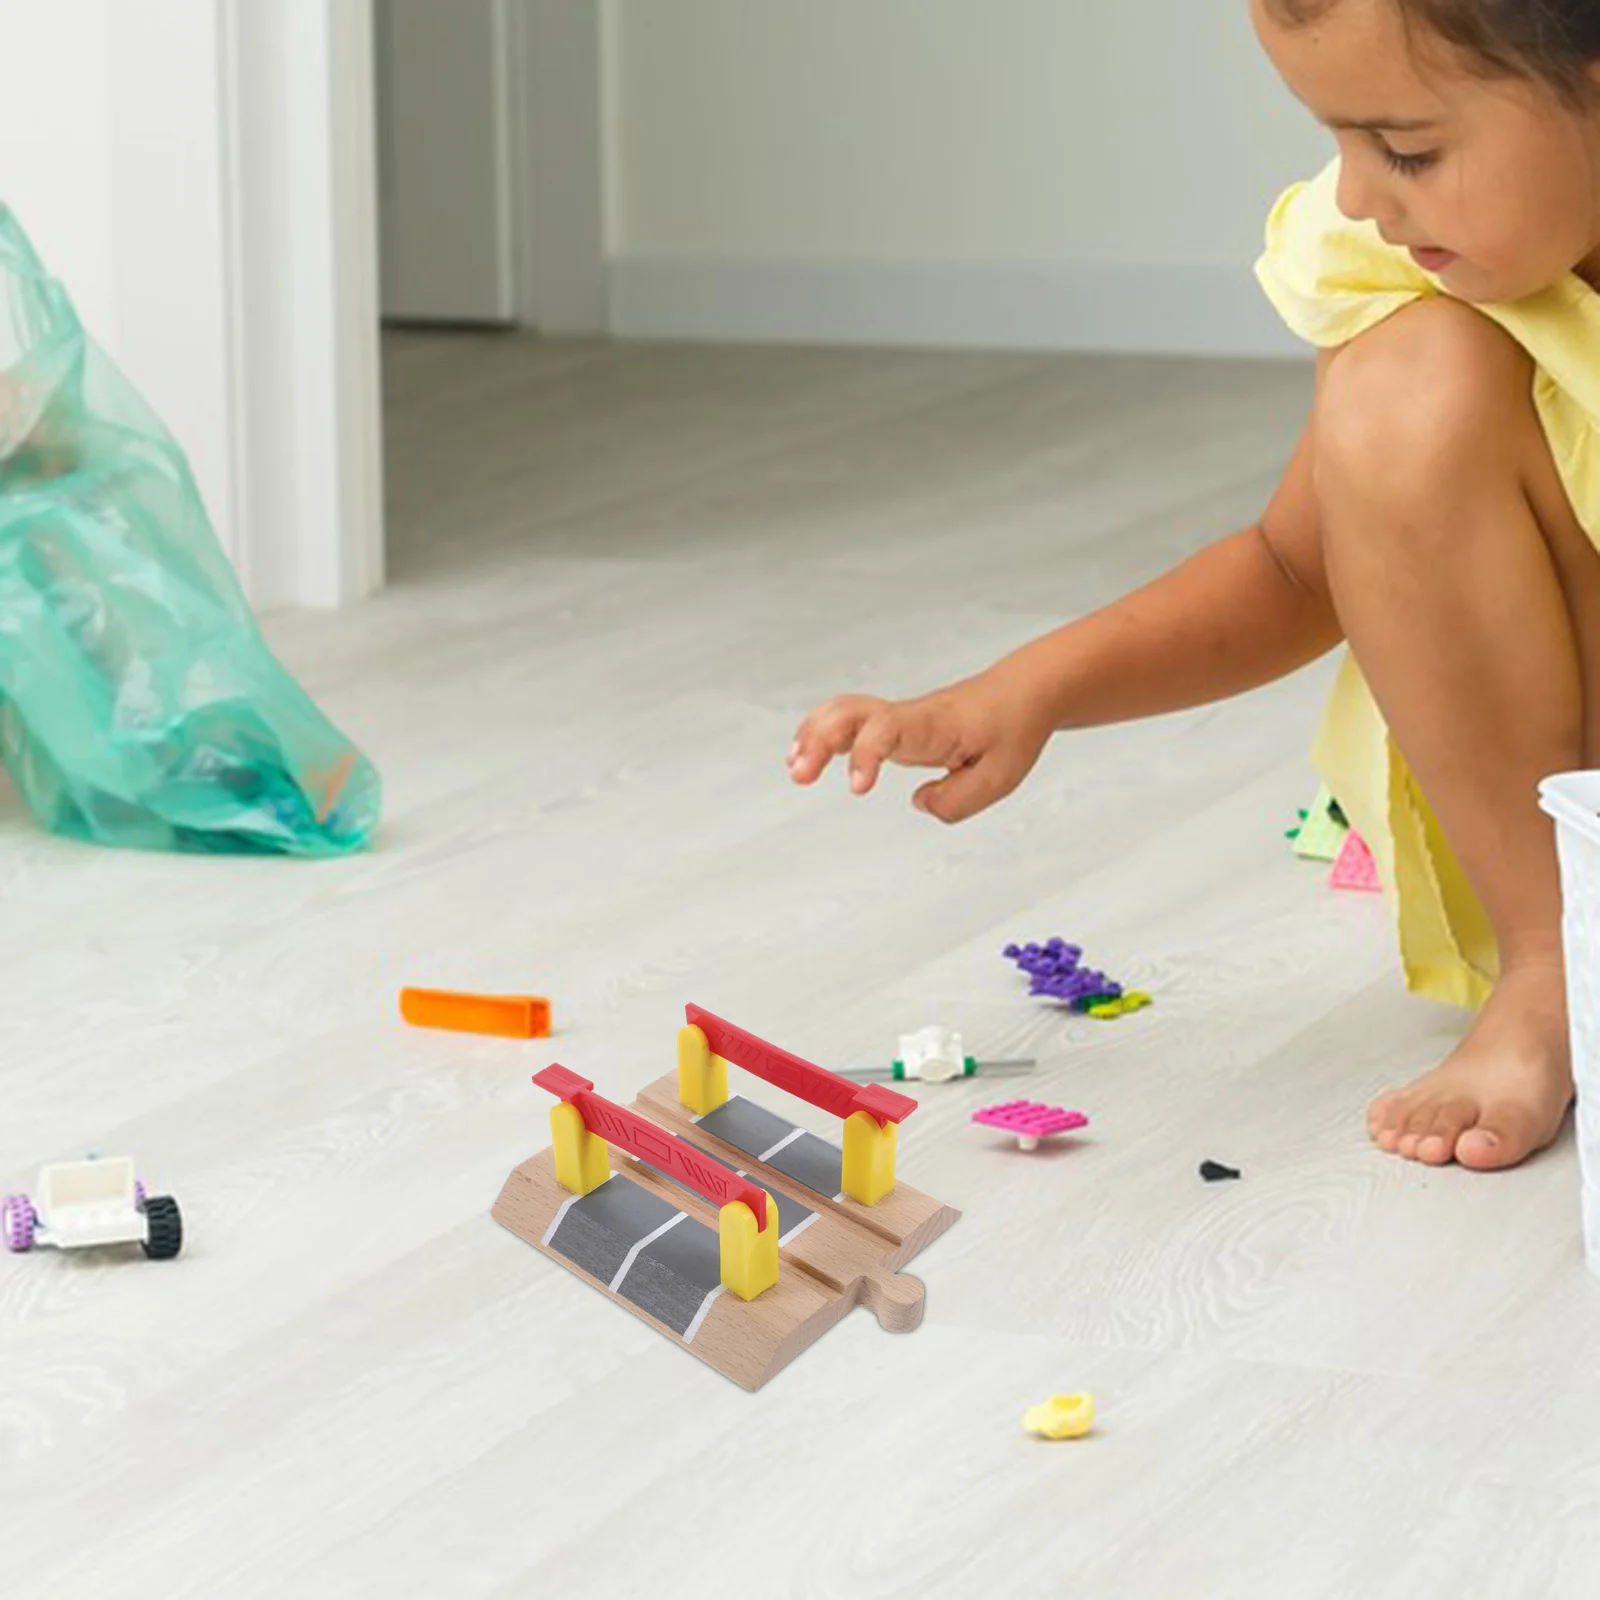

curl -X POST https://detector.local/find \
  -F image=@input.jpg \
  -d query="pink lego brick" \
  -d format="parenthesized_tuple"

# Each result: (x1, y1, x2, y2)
(1330, 830, 1381, 894)
(972, 1101, 1090, 1151)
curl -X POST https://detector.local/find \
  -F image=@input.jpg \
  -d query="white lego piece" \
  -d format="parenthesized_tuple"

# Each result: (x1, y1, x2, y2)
(35, 1157, 147, 1249)
(4, 1156, 182, 1258)
(897, 1026, 966, 1084)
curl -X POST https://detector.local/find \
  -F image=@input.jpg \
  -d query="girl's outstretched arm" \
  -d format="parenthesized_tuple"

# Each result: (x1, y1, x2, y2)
(791, 359, 1343, 822)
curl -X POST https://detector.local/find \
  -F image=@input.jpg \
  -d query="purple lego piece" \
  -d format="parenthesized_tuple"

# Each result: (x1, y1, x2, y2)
(3, 1194, 35, 1253)
(972, 1101, 1090, 1148)
(1003, 938, 1123, 1009)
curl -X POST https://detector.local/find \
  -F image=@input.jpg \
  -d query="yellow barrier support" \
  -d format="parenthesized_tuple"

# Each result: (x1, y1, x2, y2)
(842, 1111, 898, 1206)
(719, 1190, 779, 1300)
(550, 1101, 610, 1196)
(677, 1023, 729, 1116)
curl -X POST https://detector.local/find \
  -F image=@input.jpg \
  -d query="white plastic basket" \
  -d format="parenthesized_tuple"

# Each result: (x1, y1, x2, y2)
(1539, 771, 1600, 1276)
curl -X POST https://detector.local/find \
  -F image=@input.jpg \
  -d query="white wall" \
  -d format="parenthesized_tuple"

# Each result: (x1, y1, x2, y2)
(0, 0, 382, 611)
(0, 0, 240, 558)
(0, 3, 116, 359)
(606, 0, 1334, 355)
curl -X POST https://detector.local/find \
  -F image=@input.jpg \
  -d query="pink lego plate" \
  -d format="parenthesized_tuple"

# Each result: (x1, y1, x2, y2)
(973, 1100, 1090, 1152)
(1330, 830, 1381, 894)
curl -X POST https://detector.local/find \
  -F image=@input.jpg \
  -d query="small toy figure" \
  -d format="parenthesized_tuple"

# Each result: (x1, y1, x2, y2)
(3, 1156, 182, 1260)
(1024, 1393, 1095, 1440)
(973, 1101, 1090, 1152)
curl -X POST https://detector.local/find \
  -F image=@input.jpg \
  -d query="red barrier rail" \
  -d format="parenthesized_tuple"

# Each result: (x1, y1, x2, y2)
(535, 1065, 770, 1230)
(685, 1005, 917, 1129)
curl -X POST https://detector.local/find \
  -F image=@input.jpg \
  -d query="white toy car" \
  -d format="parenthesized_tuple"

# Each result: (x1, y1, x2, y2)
(3, 1156, 182, 1260)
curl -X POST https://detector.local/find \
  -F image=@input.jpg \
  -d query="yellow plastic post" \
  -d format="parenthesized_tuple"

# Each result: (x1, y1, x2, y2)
(550, 1102, 610, 1196)
(677, 1023, 729, 1116)
(719, 1190, 779, 1300)
(842, 1111, 898, 1206)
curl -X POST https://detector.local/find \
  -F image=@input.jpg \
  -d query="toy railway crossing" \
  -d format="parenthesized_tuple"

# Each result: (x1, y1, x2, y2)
(494, 1004, 958, 1389)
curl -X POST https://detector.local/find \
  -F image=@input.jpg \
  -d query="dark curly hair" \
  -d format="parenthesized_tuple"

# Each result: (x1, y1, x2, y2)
(1268, 1, 1600, 103)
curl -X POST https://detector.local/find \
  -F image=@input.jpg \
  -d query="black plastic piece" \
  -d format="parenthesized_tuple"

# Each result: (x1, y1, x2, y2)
(1199, 1160, 1242, 1183)
(141, 1196, 183, 1260)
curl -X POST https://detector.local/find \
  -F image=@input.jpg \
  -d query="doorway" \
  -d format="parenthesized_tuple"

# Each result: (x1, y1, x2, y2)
(195, 1, 609, 608)
(374, 0, 523, 327)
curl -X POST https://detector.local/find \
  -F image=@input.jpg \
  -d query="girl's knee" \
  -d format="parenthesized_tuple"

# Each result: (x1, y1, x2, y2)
(1314, 300, 1534, 511)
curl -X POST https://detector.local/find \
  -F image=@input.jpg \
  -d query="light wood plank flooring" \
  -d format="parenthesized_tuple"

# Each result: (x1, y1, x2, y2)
(3, 331, 1597, 1599)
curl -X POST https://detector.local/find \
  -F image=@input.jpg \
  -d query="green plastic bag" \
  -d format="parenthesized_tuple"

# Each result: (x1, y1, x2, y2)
(0, 208, 379, 856)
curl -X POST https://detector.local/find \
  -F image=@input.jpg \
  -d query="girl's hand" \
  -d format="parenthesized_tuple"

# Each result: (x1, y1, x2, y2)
(787, 674, 1054, 824)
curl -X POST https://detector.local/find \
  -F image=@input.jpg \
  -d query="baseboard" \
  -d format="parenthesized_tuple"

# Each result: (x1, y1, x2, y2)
(609, 255, 1307, 360)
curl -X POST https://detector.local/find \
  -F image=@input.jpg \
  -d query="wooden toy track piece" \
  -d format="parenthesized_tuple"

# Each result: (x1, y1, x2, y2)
(401, 988, 552, 1039)
(495, 1073, 960, 1390)
(685, 1004, 917, 1128)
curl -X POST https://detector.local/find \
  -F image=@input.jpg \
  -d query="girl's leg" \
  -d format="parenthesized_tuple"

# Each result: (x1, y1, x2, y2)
(1314, 298, 1600, 1170)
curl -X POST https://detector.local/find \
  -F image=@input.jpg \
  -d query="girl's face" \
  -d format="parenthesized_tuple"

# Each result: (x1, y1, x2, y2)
(1252, 0, 1600, 302)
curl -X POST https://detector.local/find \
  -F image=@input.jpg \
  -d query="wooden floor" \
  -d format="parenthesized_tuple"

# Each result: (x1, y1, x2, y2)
(3, 331, 1598, 1598)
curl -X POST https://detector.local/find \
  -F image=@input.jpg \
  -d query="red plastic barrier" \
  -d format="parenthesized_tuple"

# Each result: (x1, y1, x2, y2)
(685, 1005, 917, 1128)
(535, 1065, 770, 1230)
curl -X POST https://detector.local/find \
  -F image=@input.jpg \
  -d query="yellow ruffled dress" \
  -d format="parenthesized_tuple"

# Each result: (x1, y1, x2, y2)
(1256, 161, 1600, 1009)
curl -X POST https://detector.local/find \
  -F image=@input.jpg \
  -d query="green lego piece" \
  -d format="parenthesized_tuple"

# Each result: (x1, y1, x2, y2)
(1292, 784, 1349, 863)
(1074, 993, 1122, 1013)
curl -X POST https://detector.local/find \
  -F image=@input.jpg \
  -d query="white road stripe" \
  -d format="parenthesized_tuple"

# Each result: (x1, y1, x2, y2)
(733, 1163, 810, 1242)
(683, 1285, 725, 1345)
(608, 1211, 689, 1292)
(780, 1211, 820, 1245)
(540, 1192, 583, 1248)
(757, 1127, 805, 1164)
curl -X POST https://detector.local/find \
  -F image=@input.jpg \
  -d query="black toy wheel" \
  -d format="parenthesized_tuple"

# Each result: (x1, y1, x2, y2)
(141, 1196, 183, 1260)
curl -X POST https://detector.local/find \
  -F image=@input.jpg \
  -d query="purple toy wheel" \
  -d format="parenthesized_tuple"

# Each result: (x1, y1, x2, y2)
(3, 1194, 35, 1253)
(134, 1179, 148, 1212)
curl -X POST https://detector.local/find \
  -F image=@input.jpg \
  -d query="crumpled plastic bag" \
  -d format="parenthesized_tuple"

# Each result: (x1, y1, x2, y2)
(0, 207, 380, 856)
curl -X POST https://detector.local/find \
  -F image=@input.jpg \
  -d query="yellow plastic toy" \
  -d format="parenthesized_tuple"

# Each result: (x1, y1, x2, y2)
(549, 1101, 610, 1197)
(719, 1190, 779, 1300)
(1023, 1393, 1096, 1440)
(677, 1023, 729, 1116)
(1086, 992, 1152, 1021)
(841, 1110, 899, 1207)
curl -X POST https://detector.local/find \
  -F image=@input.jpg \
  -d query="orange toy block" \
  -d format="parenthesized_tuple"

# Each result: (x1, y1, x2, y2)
(400, 988, 552, 1040)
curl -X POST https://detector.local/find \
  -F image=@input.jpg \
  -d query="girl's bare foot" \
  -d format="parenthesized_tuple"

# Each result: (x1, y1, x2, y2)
(1367, 962, 1574, 1171)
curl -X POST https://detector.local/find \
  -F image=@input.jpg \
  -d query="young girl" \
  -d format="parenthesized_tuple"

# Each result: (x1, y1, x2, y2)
(789, 0, 1600, 1173)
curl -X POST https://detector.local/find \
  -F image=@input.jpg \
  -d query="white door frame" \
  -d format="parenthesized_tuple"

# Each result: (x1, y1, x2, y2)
(205, 0, 607, 609)
(216, 0, 387, 610)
